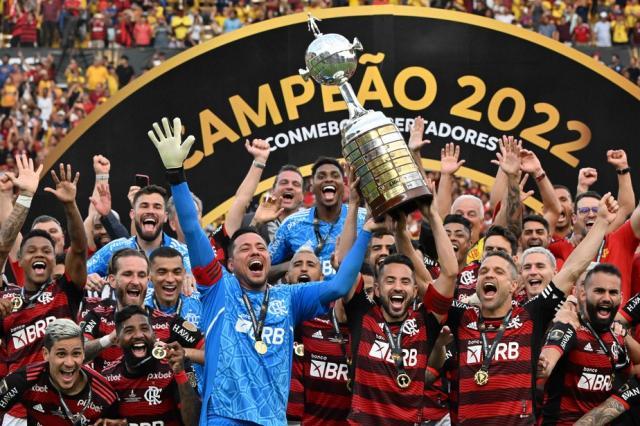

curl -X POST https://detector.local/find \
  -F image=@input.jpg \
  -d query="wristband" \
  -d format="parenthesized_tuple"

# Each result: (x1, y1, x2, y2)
(95, 174, 109, 181)
(535, 172, 547, 182)
(426, 366, 440, 380)
(174, 370, 189, 385)
(617, 167, 631, 175)
(252, 160, 266, 169)
(15, 195, 32, 208)
(166, 167, 186, 185)
(99, 334, 112, 349)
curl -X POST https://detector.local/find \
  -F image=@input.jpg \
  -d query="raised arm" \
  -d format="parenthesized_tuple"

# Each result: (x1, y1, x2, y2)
(333, 166, 360, 266)
(407, 116, 430, 182)
(45, 163, 87, 289)
(224, 139, 270, 237)
(519, 149, 562, 236)
(166, 342, 201, 426)
(0, 154, 41, 268)
(436, 143, 465, 219)
(576, 167, 597, 195)
(394, 211, 431, 297)
(492, 136, 523, 237)
(606, 149, 635, 232)
(554, 193, 619, 294)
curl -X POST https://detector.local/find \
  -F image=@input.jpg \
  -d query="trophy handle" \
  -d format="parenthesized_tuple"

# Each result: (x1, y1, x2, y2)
(299, 68, 311, 81)
(351, 37, 363, 51)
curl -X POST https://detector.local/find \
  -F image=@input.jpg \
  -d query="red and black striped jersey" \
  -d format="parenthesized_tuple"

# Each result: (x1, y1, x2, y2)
(0, 274, 83, 418)
(298, 314, 351, 426)
(620, 292, 640, 326)
(0, 361, 119, 424)
(286, 344, 303, 421)
(346, 290, 442, 425)
(541, 320, 630, 425)
(81, 300, 205, 372)
(102, 358, 194, 425)
(446, 281, 566, 425)
(455, 261, 480, 301)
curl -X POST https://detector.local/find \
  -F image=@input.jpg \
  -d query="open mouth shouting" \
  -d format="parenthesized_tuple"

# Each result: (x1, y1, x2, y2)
(131, 341, 149, 358)
(124, 285, 144, 304)
(141, 215, 158, 233)
(160, 282, 178, 300)
(482, 281, 498, 299)
(528, 239, 543, 248)
(58, 366, 78, 386)
(248, 258, 265, 278)
(297, 273, 311, 283)
(281, 191, 295, 206)
(595, 304, 613, 321)
(31, 260, 48, 276)
(388, 293, 406, 312)
(321, 185, 337, 203)
(527, 278, 542, 290)
(585, 219, 596, 231)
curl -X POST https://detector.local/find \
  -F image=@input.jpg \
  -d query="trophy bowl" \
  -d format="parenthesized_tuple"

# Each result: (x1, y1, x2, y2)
(303, 33, 362, 86)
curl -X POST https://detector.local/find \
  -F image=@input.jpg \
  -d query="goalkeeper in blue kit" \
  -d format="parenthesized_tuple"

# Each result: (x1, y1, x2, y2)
(147, 117, 382, 425)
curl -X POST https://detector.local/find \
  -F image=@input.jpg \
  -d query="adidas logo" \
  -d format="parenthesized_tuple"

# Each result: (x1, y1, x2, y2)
(467, 321, 478, 330)
(312, 330, 323, 339)
(33, 404, 44, 413)
(584, 342, 593, 352)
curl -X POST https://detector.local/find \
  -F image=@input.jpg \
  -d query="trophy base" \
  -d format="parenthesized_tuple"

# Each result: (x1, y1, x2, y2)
(370, 186, 433, 220)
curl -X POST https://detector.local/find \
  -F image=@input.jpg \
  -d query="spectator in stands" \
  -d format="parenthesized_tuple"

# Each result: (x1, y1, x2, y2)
(154, 15, 171, 48)
(223, 8, 242, 33)
(40, 0, 62, 47)
(171, 5, 193, 47)
(89, 12, 107, 48)
(134, 14, 153, 47)
(85, 56, 109, 92)
(593, 11, 613, 47)
(115, 55, 134, 88)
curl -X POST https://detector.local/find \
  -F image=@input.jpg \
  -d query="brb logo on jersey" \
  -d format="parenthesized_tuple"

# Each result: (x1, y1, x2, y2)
(577, 369, 612, 391)
(310, 356, 349, 381)
(11, 315, 56, 349)
(368, 338, 418, 367)
(466, 342, 520, 364)
(235, 316, 285, 346)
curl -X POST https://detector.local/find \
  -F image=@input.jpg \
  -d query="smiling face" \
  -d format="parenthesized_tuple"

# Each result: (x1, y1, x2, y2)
(312, 164, 344, 209)
(132, 193, 166, 242)
(483, 235, 513, 257)
(554, 187, 573, 231)
(110, 256, 149, 308)
(228, 232, 271, 289)
(150, 255, 184, 307)
(118, 313, 155, 362)
(521, 220, 549, 249)
(375, 262, 416, 322)
(286, 250, 322, 283)
(273, 170, 303, 213)
(580, 271, 621, 330)
(32, 220, 65, 254)
(521, 252, 555, 299)
(445, 222, 471, 265)
(19, 236, 55, 287)
(367, 234, 395, 270)
(43, 337, 84, 393)
(92, 215, 111, 248)
(574, 196, 599, 237)
(452, 197, 484, 242)
(477, 255, 518, 316)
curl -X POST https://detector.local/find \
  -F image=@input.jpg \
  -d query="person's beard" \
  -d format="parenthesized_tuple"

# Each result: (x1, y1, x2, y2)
(584, 300, 618, 331)
(135, 220, 163, 242)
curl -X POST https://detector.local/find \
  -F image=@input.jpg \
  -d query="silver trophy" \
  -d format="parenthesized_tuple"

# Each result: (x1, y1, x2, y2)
(299, 14, 431, 218)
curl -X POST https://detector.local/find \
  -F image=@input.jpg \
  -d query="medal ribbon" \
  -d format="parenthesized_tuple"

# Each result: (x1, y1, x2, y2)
(381, 320, 408, 377)
(55, 371, 92, 426)
(581, 316, 619, 374)
(241, 287, 270, 344)
(313, 209, 337, 255)
(478, 309, 513, 374)
(331, 307, 350, 363)
(152, 294, 183, 316)
(18, 281, 52, 310)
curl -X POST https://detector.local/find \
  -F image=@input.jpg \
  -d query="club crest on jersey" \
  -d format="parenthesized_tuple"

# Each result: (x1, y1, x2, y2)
(401, 318, 419, 337)
(507, 315, 523, 329)
(144, 386, 162, 405)
(36, 292, 53, 304)
(268, 299, 288, 316)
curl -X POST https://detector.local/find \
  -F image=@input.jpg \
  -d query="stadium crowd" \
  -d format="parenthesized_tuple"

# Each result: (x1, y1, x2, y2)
(0, 111, 637, 425)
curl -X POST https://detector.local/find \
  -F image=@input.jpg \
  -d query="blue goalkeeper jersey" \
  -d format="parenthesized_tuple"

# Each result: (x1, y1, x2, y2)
(199, 271, 327, 425)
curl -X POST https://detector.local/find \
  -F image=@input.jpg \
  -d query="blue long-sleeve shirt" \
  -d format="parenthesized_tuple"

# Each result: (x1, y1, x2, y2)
(171, 181, 371, 425)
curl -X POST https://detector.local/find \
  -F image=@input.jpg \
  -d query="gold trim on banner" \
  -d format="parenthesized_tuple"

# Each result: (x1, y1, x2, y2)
(43, 6, 640, 175)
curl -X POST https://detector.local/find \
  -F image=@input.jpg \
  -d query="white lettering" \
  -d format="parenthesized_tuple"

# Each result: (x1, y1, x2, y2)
(12, 316, 56, 349)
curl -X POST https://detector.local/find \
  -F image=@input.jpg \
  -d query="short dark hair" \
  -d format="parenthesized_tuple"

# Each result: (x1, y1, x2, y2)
(481, 250, 518, 279)
(553, 184, 572, 198)
(132, 185, 168, 208)
(485, 225, 518, 255)
(274, 164, 303, 187)
(311, 157, 343, 178)
(575, 191, 602, 212)
(444, 214, 472, 234)
(371, 230, 394, 240)
(523, 214, 549, 232)
(31, 215, 61, 229)
(377, 254, 415, 281)
(360, 262, 374, 277)
(228, 226, 264, 255)
(115, 305, 149, 335)
(108, 248, 149, 275)
(584, 263, 621, 288)
(20, 229, 55, 253)
(149, 246, 183, 265)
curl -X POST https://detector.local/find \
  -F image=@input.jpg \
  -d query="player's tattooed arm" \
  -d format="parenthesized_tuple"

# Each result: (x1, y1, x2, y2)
(575, 397, 626, 425)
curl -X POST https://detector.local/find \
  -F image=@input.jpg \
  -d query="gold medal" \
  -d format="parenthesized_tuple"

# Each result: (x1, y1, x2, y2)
(474, 369, 489, 386)
(294, 343, 304, 357)
(396, 373, 411, 388)
(11, 296, 23, 312)
(255, 340, 268, 355)
(152, 345, 167, 360)
(391, 352, 402, 363)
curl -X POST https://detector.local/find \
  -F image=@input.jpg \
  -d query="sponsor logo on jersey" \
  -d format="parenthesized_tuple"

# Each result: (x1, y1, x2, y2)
(577, 371, 612, 391)
(584, 342, 593, 352)
(507, 315, 523, 329)
(78, 398, 103, 412)
(146, 371, 172, 381)
(11, 316, 56, 349)
(31, 384, 48, 393)
(144, 386, 162, 405)
(309, 359, 349, 381)
(312, 330, 323, 339)
(0, 386, 17, 408)
(130, 422, 165, 426)
(466, 342, 520, 364)
(626, 296, 640, 313)
(171, 323, 196, 345)
(369, 339, 419, 366)
(32, 403, 44, 413)
(153, 322, 169, 330)
(466, 321, 478, 331)
(621, 386, 640, 402)
(104, 373, 122, 381)
(235, 316, 286, 345)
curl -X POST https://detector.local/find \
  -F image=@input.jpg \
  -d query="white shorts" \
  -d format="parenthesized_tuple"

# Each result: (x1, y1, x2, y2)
(2, 414, 27, 426)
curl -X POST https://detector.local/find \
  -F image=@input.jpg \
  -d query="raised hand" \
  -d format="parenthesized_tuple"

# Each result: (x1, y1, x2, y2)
(245, 138, 270, 164)
(253, 194, 284, 225)
(598, 192, 619, 225)
(606, 149, 629, 170)
(147, 117, 196, 169)
(440, 143, 465, 175)
(408, 116, 430, 153)
(519, 149, 543, 176)
(578, 167, 598, 188)
(519, 174, 534, 203)
(491, 135, 522, 176)
(165, 341, 186, 373)
(5, 154, 43, 196)
(89, 182, 112, 217)
(44, 163, 79, 204)
(347, 165, 361, 207)
(92, 154, 111, 175)
(127, 185, 140, 207)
